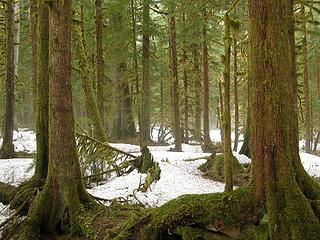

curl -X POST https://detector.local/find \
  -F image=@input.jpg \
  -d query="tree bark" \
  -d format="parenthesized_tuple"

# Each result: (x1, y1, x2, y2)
(169, 8, 182, 152)
(30, 0, 38, 124)
(141, 0, 152, 145)
(222, 14, 233, 192)
(250, 0, 320, 238)
(302, 5, 312, 153)
(233, 38, 239, 152)
(202, 9, 211, 149)
(34, 0, 49, 180)
(192, 44, 202, 141)
(0, 0, 15, 159)
(23, 1, 94, 235)
(95, 0, 106, 130)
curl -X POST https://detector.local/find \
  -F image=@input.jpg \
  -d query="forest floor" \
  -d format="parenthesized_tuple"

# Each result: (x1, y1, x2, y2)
(0, 129, 320, 235)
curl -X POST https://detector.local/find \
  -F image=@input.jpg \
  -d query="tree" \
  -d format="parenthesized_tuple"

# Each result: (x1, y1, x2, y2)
(169, 5, 182, 152)
(20, 1, 95, 236)
(301, 4, 312, 153)
(96, 0, 106, 130)
(34, 0, 49, 180)
(30, 0, 37, 119)
(222, 13, 233, 192)
(74, 5, 108, 143)
(249, 0, 320, 238)
(0, 0, 15, 159)
(141, 0, 152, 145)
(202, 8, 212, 151)
(113, 1, 320, 239)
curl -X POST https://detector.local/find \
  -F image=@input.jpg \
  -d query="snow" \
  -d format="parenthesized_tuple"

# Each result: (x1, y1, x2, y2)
(1, 129, 320, 225)
(88, 151, 223, 207)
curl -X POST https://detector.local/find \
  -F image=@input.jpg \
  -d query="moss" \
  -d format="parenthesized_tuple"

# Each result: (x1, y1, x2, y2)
(140, 147, 154, 173)
(175, 226, 232, 240)
(114, 187, 256, 240)
(0, 182, 17, 205)
(199, 154, 248, 186)
(242, 223, 269, 240)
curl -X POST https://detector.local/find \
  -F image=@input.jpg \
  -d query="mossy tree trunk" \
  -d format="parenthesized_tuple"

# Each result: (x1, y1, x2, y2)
(233, 38, 239, 152)
(301, 4, 312, 153)
(96, 0, 106, 130)
(141, 0, 152, 145)
(192, 44, 202, 141)
(23, 1, 94, 235)
(0, 0, 15, 159)
(222, 14, 233, 192)
(34, 0, 49, 181)
(202, 9, 212, 150)
(250, 0, 320, 238)
(169, 6, 182, 152)
(182, 13, 189, 144)
(74, 6, 108, 143)
(131, 0, 142, 147)
(30, 0, 38, 121)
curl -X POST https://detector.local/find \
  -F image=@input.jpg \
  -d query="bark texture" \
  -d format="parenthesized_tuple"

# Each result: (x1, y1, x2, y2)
(250, 1, 320, 239)
(141, 0, 152, 145)
(0, 0, 15, 159)
(35, 0, 49, 180)
(202, 10, 211, 149)
(96, 0, 106, 129)
(222, 14, 233, 192)
(170, 8, 182, 152)
(21, 1, 94, 236)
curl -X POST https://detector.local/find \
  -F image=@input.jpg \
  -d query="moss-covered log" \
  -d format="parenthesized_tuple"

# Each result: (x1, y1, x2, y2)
(113, 187, 258, 240)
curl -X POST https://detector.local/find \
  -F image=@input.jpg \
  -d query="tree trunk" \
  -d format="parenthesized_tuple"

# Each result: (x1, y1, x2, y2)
(250, 0, 320, 238)
(302, 5, 312, 153)
(141, 0, 151, 145)
(131, 0, 142, 147)
(13, 1, 20, 77)
(30, 0, 38, 121)
(202, 10, 211, 149)
(34, 0, 49, 180)
(182, 13, 189, 144)
(0, 0, 15, 159)
(233, 38, 239, 152)
(222, 14, 233, 192)
(112, 63, 137, 140)
(183, 48, 189, 144)
(74, 6, 108, 143)
(192, 44, 202, 141)
(23, 1, 93, 235)
(95, 0, 106, 130)
(170, 8, 182, 152)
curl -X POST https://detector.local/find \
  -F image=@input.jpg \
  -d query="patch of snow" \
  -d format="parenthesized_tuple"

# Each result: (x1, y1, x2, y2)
(88, 151, 224, 207)
(0, 129, 36, 154)
(233, 152, 251, 165)
(300, 153, 320, 178)
(0, 159, 33, 186)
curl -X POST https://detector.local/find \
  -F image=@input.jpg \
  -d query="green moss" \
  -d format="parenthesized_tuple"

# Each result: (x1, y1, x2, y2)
(113, 187, 255, 240)
(199, 154, 248, 186)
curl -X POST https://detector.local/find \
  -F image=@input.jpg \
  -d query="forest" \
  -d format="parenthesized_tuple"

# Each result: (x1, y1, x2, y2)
(1, 0, 320, 239)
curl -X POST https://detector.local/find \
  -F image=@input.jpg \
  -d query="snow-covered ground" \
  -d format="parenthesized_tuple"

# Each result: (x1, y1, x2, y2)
(1, 129, 320, 225)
